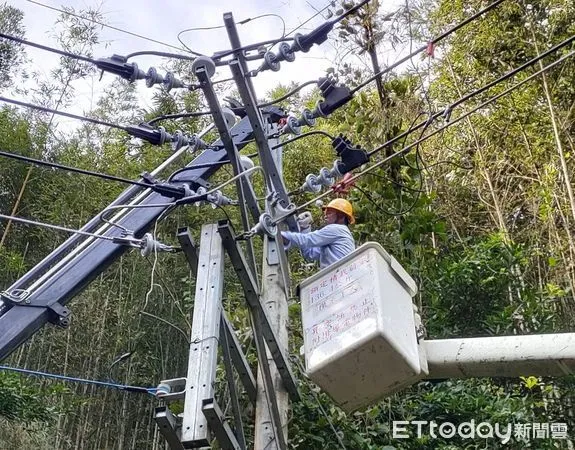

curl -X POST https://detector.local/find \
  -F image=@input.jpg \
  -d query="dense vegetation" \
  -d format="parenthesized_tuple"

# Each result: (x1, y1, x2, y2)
(0, 0, 574, 448)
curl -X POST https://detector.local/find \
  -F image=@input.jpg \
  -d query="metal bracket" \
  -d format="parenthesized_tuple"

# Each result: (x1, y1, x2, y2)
(218, 220, 299, 401)
(202, 398, 242, 450)
(154, 406, 185, 450)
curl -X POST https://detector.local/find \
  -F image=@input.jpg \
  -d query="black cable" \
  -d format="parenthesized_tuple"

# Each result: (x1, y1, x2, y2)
(0, 96, 128, 131)
(0, 150, 152, 189)
(284, 0, 334, 39)
(0, 32, 96, 64)
(350, 0, 508, 95)
(178, 14, 286, 57)
(361, 49, 575, 179)
(356, 184, 421, 217)
(25, 0, 187, 54)
(367, 34, 575, 158)
(258, 80, 318, 107)
(271, 130, 335, 150)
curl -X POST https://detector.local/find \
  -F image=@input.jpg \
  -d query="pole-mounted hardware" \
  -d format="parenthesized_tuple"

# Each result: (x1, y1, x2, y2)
(96, 55, 187, 91)
(299, 135, 369, 193)
(95, 54, 146, 82)
(111, 232, 178, 257)
(145, 67, 186, 91)
(312, 75, 353, 118)
(332, 134, 369, 174)
(125, 123, 207, 151)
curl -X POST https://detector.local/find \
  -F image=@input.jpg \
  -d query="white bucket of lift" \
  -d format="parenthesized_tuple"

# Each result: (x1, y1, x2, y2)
(299, 242, 427, 412)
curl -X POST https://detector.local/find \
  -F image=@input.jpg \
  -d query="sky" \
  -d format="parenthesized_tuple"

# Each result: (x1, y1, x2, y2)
(5, 0, 405, 130)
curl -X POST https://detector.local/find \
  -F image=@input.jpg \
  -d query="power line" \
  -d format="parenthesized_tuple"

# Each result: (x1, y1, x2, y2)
(0, 150, 152, 189)
(24, 0, 186, 54)
(258, 80, 318, 107)
(0, 96, 128, 131)
(350, 0, 509, 95)
(0, 213, 117, 242)
(272, 130, 335, 149)
(274, 48, 575, 223)
(367, 33, 575, 158)
(0, 365, 156, 395)
(0, 32, 96, 64)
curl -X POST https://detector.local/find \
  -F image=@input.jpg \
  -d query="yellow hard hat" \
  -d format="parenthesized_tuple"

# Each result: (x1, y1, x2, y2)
(323, 198, 355, 224)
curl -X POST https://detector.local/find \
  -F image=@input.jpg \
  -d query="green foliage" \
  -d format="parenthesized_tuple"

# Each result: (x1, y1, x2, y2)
(0, 372, 63, 423)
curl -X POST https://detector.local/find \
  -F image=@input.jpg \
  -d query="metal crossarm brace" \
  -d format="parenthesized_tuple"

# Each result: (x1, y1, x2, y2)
(154, 406, 185, 450)
(218, 220, 299, 401)
(202, 399, 242, 450)
(195, 67, 260, 224)
(220, 319, 247, 449)
(0, 117, 256, 361)
(177, 227, 199, 275)
(223, 12, 298, 232)
(181, 224, 224, 448)
(222, 315, 257, 404)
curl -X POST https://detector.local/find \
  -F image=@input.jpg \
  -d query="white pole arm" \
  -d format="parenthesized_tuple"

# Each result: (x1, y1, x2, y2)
(424, 333, 575, 379)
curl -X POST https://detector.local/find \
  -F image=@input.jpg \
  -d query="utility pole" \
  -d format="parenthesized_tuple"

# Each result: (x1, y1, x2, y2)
(255, 130, 290, 449)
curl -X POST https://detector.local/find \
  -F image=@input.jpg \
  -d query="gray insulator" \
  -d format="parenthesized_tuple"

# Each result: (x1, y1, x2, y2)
(192, 56, 216, 78)
(157, 127, 170, 146)
(140, 233, 172, 257)
(278, 42, 295, 62)
(221, 107, 237, 128)
(145, 67, 164, 88)
(264, 52, 281, 72)
(183, 184, 196, 198)
(300, 108, 316, 127)
(163, 72, 184, 91)
(331, 160, 344, 178)
(251, 213, 277, 237)
(129, 62, 146, 82)
(302, 173, 322, 193)
(318, 167, 335, 186)
(170, 130, 187, 151)
(195, 187, 207, 206)
(282, 116, 301, 135)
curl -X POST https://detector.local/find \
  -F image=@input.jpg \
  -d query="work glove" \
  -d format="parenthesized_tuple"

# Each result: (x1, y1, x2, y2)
(297, 211, 313, 232)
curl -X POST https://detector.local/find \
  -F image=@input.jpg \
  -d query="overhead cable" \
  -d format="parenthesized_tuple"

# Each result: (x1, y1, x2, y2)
(367, 33, 575, 157)
(0, 32, 96, 64)
(350, 0, 509, 95)
(0, 96, 128, 131)
(271, 130, 335, 149)
(0, 213, 119, 242)
(273, 49, 575, 223)
(258, 80, 318, 107)
(25, 0, 187, 54)
(0, 150, 152, 189)
(0, 365, 156, 395)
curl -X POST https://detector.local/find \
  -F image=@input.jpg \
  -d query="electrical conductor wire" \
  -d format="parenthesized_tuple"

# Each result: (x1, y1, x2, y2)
(0, 96, 128, 131)
(24, 0, 187, 53)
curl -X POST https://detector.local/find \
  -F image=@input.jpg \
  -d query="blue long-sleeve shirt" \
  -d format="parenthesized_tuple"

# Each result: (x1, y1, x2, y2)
(281, 224, 355, 269)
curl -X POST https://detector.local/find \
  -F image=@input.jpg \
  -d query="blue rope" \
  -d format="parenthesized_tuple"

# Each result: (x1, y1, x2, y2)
(0, 365, 157, 395)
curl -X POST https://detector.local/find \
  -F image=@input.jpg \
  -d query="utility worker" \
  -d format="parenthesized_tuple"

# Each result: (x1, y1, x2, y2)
(281, 198, 356, 270)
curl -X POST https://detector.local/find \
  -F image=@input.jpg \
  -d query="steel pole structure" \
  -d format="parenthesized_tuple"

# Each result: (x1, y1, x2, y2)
(255, 236, 290, 449)
(222, 13, 294, 449)
(424, 333, 575, 379)
(181, 224, 225, 448)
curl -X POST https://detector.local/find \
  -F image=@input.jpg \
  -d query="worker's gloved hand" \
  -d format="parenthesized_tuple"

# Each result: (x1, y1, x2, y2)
(297, 211, 313, 232)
